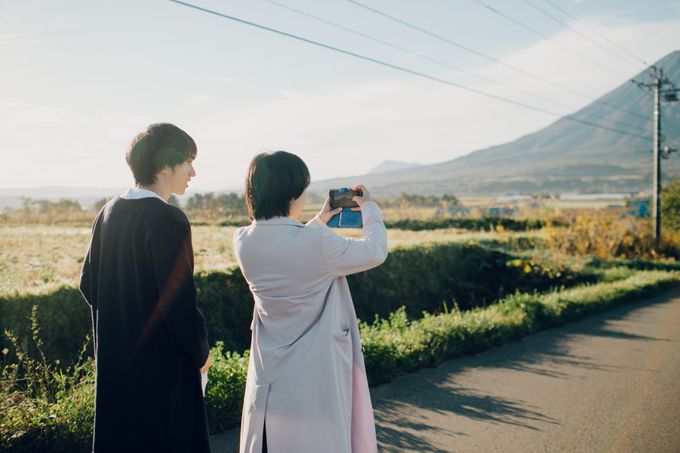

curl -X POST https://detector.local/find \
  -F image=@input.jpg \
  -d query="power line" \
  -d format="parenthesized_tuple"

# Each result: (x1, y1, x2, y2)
(345, 0, 649, 121)
(472, 0, 633, 78)
(166, 0, 647, 140)
(263, 0, 646, 134)
(540, 0, 649, 68)
(259, 2, 564, 112)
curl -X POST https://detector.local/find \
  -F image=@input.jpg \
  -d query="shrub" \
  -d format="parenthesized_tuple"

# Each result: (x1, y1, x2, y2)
(359, 270, 679, 385)
(204, 343, 249, 433)
(2, 271, 677, 450)
(0, 288, 92, 367)
(662, 178, 680, 231)
(383, 217, 547, 231)
(2, 243, 589, 366)
(347, 243, 592, 322)
(545, 214, 660, 259)
(0, 307, 94, 453)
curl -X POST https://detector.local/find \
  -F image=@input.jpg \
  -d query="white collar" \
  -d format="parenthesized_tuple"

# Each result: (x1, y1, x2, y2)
(120, 187, 167, 203)
(252, 217, 303, 227)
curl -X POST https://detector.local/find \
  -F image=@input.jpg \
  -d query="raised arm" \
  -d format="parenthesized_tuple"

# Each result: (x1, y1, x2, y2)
(320, 198, 388, 277)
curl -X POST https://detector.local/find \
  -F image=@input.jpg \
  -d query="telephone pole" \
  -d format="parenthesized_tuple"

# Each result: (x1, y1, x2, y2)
(652, 73, 661, 246)
(636, 67, 678, 248)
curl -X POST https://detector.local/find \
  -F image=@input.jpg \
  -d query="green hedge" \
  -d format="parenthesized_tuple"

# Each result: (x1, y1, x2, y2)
(359, 270, 679, 385)
(0, 243, 593, 366)
(0, 288, 90, 368)
(218, 217, 550, 231)
(2, 270, 677, 452)
(383, 217, 548, 231)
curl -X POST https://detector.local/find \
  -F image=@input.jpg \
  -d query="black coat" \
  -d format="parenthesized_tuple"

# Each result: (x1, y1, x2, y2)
(80, 196, 211, 453)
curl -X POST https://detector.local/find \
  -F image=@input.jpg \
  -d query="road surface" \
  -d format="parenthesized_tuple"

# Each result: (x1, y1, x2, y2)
(210, 288, 680, 452)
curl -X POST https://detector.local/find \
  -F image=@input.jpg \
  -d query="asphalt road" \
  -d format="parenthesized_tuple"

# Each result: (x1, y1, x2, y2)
(210, 288, 680, 452)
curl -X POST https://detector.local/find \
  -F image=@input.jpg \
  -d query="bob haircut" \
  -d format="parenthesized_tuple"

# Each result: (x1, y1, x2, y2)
(244, 151, 311, 220)
(125, 123, 197, 185)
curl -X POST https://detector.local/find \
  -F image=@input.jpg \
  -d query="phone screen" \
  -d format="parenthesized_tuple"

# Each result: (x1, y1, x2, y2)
(329, 189, 359, 209)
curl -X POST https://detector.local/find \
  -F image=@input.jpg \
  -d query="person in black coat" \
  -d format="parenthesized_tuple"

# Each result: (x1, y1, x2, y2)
(79, 123, 212, 453)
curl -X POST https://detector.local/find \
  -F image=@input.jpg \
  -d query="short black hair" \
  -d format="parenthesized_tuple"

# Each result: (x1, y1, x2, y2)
(244, 151, 311, 220)
(125, 123, 197, 185)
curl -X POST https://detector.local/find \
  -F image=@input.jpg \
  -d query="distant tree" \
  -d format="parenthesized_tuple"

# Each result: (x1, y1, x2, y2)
(53, 199, 83, 213)
(662, 178, 680, 231)
(93, 198, 109, 212)
(167, 195, 180, 207)
(441, 193, 460, 207)
(185, 192, 246, 216)
(390, 192, 459, 208)
(20, 198, 83, 214)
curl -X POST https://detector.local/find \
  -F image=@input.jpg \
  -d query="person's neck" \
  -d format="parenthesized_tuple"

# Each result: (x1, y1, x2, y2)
(138, 183, 170, 201)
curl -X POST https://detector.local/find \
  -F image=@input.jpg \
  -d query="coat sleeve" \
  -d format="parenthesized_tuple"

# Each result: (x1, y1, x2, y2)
(147, 208, 209, 369)
(319, 201, 388, 277)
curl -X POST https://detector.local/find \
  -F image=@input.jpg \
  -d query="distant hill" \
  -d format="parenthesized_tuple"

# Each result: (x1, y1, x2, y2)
(368, 160, 423, 174)
(310, 50, 680, 197)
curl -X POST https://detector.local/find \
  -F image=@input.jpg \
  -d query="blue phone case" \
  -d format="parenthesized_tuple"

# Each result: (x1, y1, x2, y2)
(327, 208, 363, 228)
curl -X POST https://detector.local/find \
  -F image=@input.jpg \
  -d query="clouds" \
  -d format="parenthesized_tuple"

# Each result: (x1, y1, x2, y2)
(1, 1, 679, 190)
(186, 16, 680, 189)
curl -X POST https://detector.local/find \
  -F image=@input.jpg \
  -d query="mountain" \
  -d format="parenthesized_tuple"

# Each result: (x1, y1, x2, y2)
(368, 160, 423, 174)
(310, 50, 680, 197)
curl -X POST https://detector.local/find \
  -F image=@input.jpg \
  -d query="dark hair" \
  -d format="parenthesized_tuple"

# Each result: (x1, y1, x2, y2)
(244, 151, 311, 220)
(125, 123, 197, 185)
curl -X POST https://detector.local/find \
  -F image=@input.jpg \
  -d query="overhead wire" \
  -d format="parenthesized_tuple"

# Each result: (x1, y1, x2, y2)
(472, 0, 633, 78)
(541, 0, 649, 68)
(166, 0, 648, 140)
(262, 0, 575, 111)
(345, 0, 649, 121)
(264, 0, 646, 134)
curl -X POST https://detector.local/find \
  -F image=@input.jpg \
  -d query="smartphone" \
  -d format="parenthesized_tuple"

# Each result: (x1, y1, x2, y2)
(328, 188, 363, 228)
(329, 188, 363, 209)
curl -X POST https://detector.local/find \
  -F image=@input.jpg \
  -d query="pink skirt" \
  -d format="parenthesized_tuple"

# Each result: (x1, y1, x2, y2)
(351, 364, 377, 453)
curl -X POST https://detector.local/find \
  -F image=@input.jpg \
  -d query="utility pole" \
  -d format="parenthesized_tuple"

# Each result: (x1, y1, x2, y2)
(652, 73, 661, 246)
(635, 67, 678, 248)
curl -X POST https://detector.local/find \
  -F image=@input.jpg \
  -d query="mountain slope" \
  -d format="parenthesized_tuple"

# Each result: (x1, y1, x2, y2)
(310, 50, 680, 196)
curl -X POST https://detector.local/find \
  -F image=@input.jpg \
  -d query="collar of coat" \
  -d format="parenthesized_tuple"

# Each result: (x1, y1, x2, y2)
(252, 217, 304, 227)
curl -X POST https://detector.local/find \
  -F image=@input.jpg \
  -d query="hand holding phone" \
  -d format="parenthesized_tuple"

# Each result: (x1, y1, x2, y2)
(327, 187, 365, 228)
(350, 185, 370, 209)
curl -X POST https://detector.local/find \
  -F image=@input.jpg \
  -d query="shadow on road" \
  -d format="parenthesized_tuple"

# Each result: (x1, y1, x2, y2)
(375, 381, 558, 452)
(373, 288, 678, 452)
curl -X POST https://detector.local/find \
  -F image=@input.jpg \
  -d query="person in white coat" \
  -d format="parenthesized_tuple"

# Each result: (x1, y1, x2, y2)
(233, 151, 388, 453)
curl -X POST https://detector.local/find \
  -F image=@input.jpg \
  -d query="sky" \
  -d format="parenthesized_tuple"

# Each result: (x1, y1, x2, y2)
(2, 0, 680, 191)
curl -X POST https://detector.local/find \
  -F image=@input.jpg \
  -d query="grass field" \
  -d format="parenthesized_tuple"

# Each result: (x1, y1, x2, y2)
(0, 225, 544, 296)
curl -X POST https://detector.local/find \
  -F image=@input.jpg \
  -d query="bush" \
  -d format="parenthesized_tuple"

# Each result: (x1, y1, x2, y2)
(359, 270, 679, 385)
(204, 343, 249, 433)
(2, 271, 677, 450)
(383, 217, 546, 231)
(0, 288, 92, 367)
(348, 243, 593, 322)
(1, 243, 590, 366)
(662, 178, 680, 231)
(545, 214, 660, 259)
(0, 307, 94, 453)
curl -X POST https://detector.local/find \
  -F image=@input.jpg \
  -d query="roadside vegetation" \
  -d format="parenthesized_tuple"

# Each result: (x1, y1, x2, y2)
(2, 183, 680, 451)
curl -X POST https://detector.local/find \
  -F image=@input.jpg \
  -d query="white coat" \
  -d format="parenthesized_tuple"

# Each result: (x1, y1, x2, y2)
(233, 201, 388, 453)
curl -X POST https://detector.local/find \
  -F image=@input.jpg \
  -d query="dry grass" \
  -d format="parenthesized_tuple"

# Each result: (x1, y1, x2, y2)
(0, 224, 540, 296)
